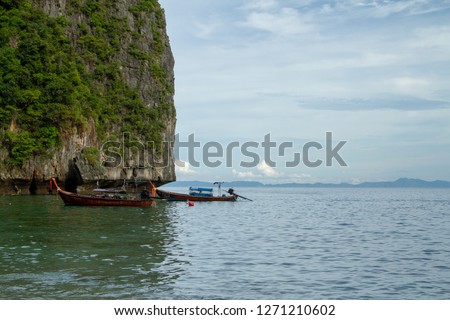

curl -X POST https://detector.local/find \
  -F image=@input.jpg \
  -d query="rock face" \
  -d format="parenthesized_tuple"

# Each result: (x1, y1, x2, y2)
(0, 0, 176, 194)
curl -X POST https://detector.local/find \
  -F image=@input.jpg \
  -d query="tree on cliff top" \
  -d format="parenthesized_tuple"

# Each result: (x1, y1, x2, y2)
(0, 0, 174, 166)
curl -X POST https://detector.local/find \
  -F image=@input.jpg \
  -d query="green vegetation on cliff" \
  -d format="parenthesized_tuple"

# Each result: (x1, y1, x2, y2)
(0, 0, 174, 166)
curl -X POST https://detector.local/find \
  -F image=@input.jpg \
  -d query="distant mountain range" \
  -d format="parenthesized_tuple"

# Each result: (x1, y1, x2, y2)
(166, 178, 450, 188)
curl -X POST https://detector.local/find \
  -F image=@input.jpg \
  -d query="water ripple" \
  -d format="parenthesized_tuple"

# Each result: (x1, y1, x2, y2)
(1, 189, 450, 299)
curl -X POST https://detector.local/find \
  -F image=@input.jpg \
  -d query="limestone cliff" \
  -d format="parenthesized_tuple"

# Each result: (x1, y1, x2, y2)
(0, 0, 176, 193)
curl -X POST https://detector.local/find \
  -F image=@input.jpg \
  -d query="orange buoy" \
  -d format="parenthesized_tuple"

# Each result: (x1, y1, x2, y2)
(188, 201, 194, 207)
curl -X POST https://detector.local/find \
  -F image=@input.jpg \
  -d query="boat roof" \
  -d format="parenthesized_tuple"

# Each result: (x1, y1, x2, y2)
(189, 187, 213, 192)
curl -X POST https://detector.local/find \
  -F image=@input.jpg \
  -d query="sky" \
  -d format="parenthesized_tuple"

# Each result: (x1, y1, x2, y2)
(159, 0, 450, 183)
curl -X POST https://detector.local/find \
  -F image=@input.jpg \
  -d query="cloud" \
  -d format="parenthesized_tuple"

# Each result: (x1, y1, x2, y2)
(241, 0, 278, 11)
(232, 161, 284, 179)
(410, 26, 450, 51)
(175, 161, 197, 175)
(388, 77, 431, 94)
(160, 0, 450, 183)
(289, 173, 313, 183)
(256, 161, 283, 178)
(232, 169, 261, 179)
(240, 1, 315, 36)
(369, 0, 449, 18)
(295, 95, 450, 111)
(353, 0, 424, 18)
(193, 15, 223, 39)
(328, 0, 450, 19)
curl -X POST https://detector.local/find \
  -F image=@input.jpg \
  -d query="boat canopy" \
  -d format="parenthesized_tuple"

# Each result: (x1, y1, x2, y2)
(189, 187, 213, 192)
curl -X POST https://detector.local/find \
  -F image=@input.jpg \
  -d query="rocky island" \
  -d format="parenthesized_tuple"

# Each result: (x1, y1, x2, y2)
(0, 0, 176, 194)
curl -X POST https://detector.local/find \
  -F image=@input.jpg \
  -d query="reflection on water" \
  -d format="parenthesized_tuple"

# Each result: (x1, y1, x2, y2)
(0, 196, 185, 299)
(1, 188, 450, 299)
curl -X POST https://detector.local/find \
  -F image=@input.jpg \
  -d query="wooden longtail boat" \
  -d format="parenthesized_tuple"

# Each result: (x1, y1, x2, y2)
(150, 181, 238, 202)
(49, 178, 154, 207)
(155, 188, 238, 202)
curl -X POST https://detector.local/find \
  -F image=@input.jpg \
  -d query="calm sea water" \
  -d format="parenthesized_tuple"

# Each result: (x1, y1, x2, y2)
(1, 187, 449, 299)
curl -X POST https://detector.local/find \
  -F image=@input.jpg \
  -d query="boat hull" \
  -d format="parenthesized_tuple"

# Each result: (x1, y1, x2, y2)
(58, 190, 154, 207)
(156, 189, 237, 202)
